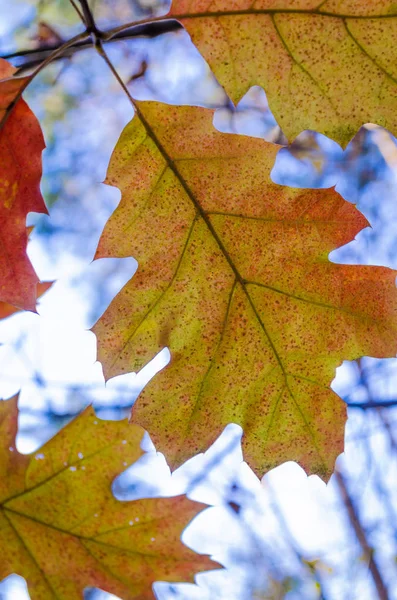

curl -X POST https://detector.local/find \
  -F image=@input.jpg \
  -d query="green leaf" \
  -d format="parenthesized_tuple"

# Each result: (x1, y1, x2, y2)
(168, 0, 397, 146)
(94, 102, 397, 479)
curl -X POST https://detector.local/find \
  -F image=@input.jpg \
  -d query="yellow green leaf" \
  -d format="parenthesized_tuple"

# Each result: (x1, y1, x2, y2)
(94, 102, 397, 480)
(0, 397, 217, 599)
(166, 0, 397, 146)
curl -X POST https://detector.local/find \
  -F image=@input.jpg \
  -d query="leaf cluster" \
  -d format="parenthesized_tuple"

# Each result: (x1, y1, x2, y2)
(0, 0, 396, 597)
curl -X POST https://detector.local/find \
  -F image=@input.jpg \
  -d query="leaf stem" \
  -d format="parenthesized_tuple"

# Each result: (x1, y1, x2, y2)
(94, 39, 137, 108)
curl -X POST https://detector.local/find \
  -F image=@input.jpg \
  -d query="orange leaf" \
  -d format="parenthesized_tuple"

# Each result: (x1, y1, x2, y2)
(94, 103, 397, 479)
(0, 397, 217, 599)
(167, 0, 397, 146)
(0, 59, 48, 311)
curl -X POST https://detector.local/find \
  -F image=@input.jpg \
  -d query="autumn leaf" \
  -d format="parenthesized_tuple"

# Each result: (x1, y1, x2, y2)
(166, 0, 397, 146)
(0, 281, 52, 320)
(0, 397, 217, 599)
(0, 59, 48, 311)
(94, 102, 397, 479)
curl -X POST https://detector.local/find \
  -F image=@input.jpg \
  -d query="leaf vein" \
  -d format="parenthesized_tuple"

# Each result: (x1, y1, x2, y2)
(109, 213, 198, 371)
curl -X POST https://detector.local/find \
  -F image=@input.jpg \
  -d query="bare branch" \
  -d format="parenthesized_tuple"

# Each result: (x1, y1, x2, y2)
(69, 0, 84, 21)
(335, 468, 390, 600)
(1, 20, 182, 73)
(93, 37, 138, 109)
(0, 31, 89, 130)
(346, 399, 397, 409)
(76, 0, 98, 33)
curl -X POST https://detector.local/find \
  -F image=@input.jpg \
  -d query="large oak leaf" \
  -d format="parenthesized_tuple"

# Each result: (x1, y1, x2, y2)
(94, 103, 397, 479)
(166, 0, 397, 146)
(0, 397, 216, 599)
(0, 59, 47, 311)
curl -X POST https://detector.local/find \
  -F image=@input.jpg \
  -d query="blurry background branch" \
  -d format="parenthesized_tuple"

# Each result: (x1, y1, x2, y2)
(347, 400, 397, 409)
(335, 468, 389, 600)
(0, 19, 182, 72)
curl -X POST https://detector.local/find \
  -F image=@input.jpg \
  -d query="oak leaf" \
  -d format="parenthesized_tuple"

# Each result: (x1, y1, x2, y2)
(0, 59, 48, 311)
(94, 103, 397, 479)
(0, 397, 216, 599)
(167, 0, 397, 146)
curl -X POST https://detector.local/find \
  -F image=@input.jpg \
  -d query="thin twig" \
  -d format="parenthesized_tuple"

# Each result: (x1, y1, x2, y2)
(2, 21, 182, 74)
(346, 399, 397, 409)
(76, 0, 98, 34)
(103, 14, 175, 41)
(103, 19, 182, 43)
(2, 40, 88, 61)
(378, 409, 397, 452)
(0, 31, 89, 130)
(93, 38, 138, 108)
(69, 0, 84, 21)
(335, 468, 389, 600)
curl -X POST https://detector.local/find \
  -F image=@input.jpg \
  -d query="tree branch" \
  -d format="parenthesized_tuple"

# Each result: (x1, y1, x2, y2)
(1, 20, 182, 73)
(335, 468, 390, 600)
(69, 0, 84, 21)
(76, 0, 98, 34)
(0, 31, 89, 130)
(346, 399, 397, 409)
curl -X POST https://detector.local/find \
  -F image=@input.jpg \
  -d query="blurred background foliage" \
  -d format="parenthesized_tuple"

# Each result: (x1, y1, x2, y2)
(1, 1, 397, 599)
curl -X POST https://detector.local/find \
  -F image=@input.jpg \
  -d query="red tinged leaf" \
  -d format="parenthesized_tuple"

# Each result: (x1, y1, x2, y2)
(0, 397, 218, 599)
(0, 281, 53, 320)
(94, 103, 397, 480)
(0, 59, 48, 311)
